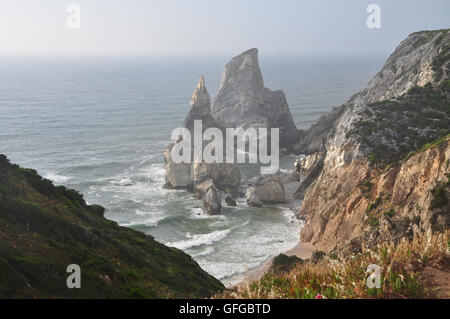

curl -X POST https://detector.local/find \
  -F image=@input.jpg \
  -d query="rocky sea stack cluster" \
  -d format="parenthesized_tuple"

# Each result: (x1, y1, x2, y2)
(163, 76, 241, 213)
(164, 49, 303, 213)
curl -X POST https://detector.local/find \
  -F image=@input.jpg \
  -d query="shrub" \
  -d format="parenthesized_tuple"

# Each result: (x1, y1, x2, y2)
(311, 250, 326, 264)
(384, 210, 396, 218)
(430, 187, 449, 209)
(367, 197, 383, 212)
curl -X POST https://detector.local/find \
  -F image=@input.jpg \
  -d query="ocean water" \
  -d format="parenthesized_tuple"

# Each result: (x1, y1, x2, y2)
(0, 55, 384, 285)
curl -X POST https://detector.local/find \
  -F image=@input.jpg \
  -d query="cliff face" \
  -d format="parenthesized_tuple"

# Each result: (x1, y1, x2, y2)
(296, 30, 450, 160)
(0, 155, 224, 298)
(300, 136, 450, 254)
(299, 29, 450, 254)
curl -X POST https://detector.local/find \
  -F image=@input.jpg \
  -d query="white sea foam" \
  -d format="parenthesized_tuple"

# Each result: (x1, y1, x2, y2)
(192, 247, 215, 257)
(138, 154, 155, 165)
(195, 207, 302, 285)
(140, 164, 165, 182)
(198, 260, 265, 282)
(114, 177, 133, 186)
(44, 172, 71, 184)
(166, 229, 232, 250)
(121, 216, 164, 228)
(190, 207, 226, 220)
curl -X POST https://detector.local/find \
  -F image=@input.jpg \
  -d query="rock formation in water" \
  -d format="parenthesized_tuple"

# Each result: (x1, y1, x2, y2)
(246, 172, 301, 207)
(183, 75, 218, 131)
(296, 29, 450, 255)
(211, 48, 299, 148)
(164, 76, 241, 213)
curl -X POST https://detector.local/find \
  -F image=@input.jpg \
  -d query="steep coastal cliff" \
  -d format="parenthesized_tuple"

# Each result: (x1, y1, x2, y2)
(220, 30, 450, 299)
(301, 135, 449, 254)
(299, 29, 450, 254)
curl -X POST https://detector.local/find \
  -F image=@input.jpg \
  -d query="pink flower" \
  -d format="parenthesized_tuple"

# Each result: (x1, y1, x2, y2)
(315, 294, 323, 299)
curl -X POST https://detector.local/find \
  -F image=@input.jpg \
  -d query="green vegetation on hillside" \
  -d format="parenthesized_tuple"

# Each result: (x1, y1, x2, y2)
(346, 82, 450, 165)
(0, 155, 223, 298)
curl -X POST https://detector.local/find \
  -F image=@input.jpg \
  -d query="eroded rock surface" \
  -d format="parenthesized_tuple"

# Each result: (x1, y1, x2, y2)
(164, 76, 241, 213)
(212, 48, 298, 148)
(298, 30, 450, 254)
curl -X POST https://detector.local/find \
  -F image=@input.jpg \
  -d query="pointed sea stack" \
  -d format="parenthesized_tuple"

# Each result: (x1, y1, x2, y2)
(183, 75, 219, 131)
(211, 48, 298, 148)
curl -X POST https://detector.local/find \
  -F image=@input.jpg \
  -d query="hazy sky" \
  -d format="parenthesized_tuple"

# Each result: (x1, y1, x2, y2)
(1, 0, 449, 57)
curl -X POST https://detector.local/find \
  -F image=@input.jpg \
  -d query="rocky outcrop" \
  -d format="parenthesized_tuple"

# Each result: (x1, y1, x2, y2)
(298, 30, 450, 254)
(164, 76, 241, 213)
(294, 153, 325, 199)
(246, 172, 302, 206)
(202, 183, 222, 214)
(225, 195, 237, 206)
(293, 106, 345, 155)
(295, 30, 450, 160)
(183, 75, 219, 132)
(325, 30, 450, 167)
(212, 48, 298, 148)
(245, 187, 262, 207)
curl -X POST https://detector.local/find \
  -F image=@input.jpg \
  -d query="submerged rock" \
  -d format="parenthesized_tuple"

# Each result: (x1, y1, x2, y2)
(225, 195, 237, 206)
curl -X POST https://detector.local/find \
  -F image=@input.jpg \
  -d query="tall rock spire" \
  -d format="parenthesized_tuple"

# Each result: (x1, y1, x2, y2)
(190, 75, 211, 114)
(211, 48, 298, 148)
(183, 75, 219, 132)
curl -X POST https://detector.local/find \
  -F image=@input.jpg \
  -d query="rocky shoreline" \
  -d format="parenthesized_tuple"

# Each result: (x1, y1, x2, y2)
(164, 29, 449, 290)
(164, 49, 310, 215)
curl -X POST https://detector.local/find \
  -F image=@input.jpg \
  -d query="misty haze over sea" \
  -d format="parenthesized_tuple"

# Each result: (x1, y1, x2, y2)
(0, 55, 384, 284)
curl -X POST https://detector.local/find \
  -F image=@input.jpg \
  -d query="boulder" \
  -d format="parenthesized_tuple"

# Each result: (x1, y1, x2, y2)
(256, 180, 285, 203)
(192, 162, 240, 190)
(246, 175, 286, 205)
(202, 185, 222, 214)
(246, 187, 262, 207)
(225, 195, 237, 206)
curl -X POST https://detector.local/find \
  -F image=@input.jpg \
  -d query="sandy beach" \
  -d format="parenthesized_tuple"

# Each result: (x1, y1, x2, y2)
(229, 241, 316, 288)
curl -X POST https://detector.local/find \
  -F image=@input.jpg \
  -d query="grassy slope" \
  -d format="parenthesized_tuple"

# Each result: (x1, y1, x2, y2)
(218, 231, 449, 299)
(0, 155, 223, 298)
